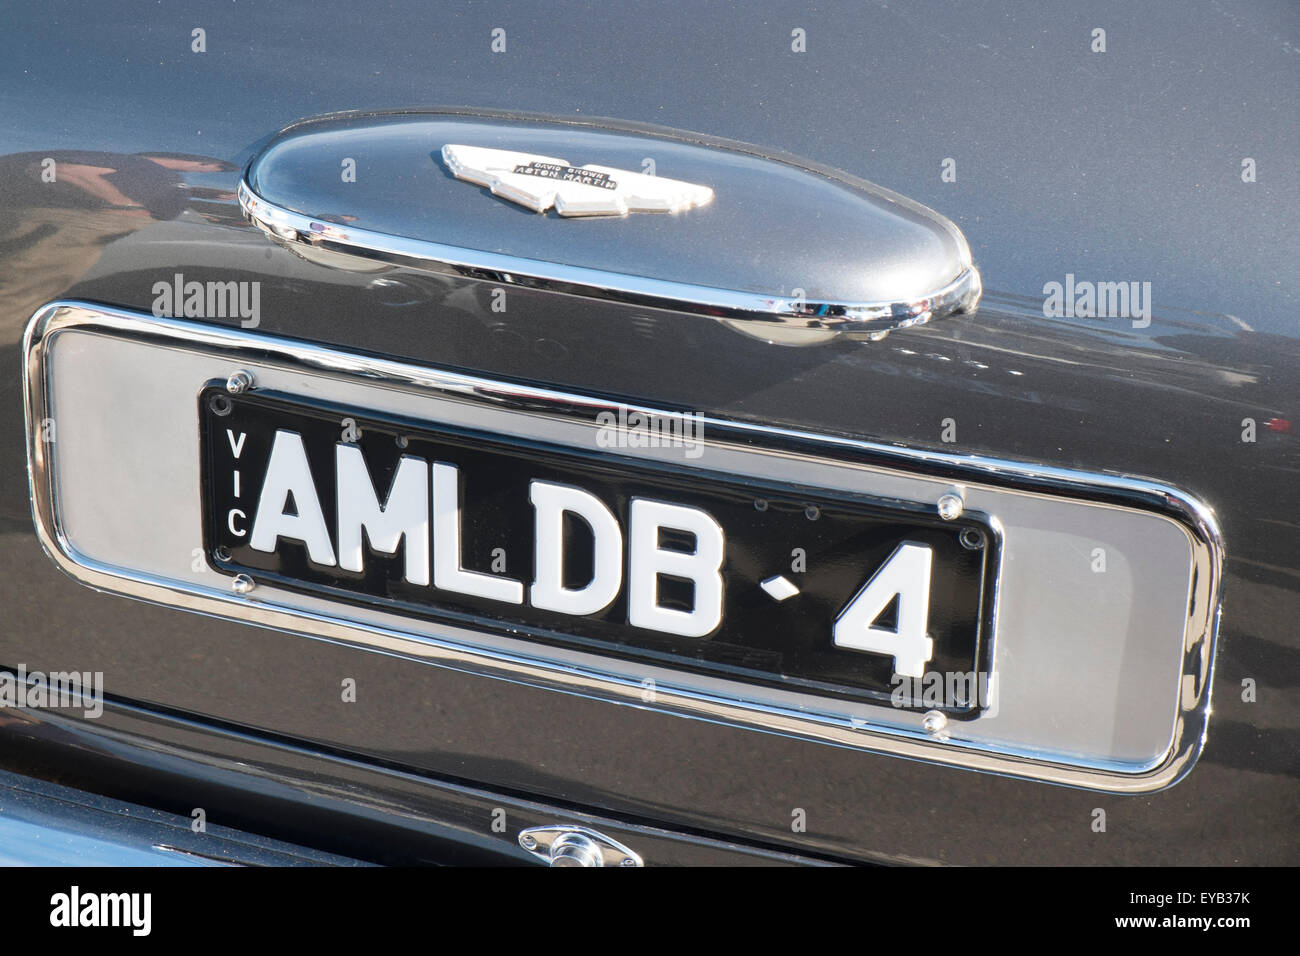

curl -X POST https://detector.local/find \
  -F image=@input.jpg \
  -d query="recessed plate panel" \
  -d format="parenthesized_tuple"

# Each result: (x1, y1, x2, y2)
(24, 303, 1223, 792)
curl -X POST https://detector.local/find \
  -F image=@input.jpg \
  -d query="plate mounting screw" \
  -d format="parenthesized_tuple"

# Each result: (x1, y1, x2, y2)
(231, 573, 256, 595)
(937, 493, 964, 521)
(226, 370, 255, 395)
(922, 710, 948, 736)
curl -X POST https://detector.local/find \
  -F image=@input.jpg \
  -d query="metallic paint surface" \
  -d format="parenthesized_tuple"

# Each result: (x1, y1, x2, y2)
(0, 0, 1296, 864)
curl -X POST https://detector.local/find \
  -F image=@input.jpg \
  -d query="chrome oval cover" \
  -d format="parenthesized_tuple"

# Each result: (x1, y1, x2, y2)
(239, 109, 981, 344)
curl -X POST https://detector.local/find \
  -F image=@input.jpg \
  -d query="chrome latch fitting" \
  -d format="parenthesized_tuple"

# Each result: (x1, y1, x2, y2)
(518, 825, 644, 868)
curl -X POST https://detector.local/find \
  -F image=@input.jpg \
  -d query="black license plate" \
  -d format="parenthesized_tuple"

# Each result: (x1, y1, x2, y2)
(200, 386, 996, 710)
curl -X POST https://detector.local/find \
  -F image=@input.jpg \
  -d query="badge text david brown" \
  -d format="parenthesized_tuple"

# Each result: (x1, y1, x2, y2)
(228, 429, 725, 638)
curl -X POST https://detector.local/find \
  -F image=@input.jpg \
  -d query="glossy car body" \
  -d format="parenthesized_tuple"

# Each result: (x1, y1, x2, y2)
(0, 0, 1295, 865)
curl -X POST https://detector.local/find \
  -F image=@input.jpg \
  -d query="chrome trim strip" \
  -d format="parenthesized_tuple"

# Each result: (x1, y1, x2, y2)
(0, 767, 360, 867)
(23, 302, 1222, 793)
(237, 180, 982, 338)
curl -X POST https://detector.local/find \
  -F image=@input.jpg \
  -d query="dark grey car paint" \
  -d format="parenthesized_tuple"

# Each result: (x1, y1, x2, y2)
(0, 1, 1296, 864)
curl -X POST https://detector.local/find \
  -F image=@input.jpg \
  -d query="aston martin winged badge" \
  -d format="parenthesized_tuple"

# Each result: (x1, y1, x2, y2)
(441, 144, 714, 217)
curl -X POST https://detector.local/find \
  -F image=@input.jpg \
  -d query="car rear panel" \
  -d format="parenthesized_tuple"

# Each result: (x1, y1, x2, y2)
(0, 0, 1296, 864)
